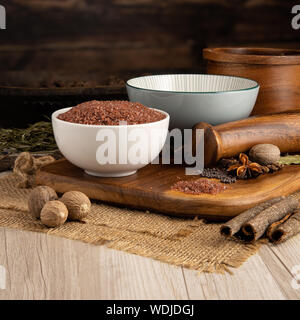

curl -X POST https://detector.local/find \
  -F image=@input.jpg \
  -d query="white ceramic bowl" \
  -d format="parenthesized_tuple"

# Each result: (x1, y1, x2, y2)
(52, 108, 169, 177)
(126, 74, 259, 129)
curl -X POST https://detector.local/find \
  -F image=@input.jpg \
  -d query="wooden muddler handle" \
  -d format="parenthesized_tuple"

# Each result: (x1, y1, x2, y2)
(193, 113, 300, 167)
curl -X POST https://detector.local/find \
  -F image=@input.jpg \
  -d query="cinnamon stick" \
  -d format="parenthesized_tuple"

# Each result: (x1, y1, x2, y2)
(269, 209, 300, 243)
(242, 196, 299, 242)
(220, 196, 285, 237)
(266, 213, 292, 239)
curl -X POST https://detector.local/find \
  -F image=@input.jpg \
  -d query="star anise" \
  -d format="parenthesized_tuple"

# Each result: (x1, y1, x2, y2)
(227, 153, 263, 179)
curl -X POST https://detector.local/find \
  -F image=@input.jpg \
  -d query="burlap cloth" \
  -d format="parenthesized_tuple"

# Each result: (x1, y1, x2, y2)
(0, 173, 261, 273)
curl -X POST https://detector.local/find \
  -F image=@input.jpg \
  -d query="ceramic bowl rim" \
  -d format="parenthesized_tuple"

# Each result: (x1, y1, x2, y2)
(52, 107, 170, 129)
(126, 74, 260, 95)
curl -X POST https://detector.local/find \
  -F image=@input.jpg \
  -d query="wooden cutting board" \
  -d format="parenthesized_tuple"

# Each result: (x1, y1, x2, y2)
(36, 159, 300, 221)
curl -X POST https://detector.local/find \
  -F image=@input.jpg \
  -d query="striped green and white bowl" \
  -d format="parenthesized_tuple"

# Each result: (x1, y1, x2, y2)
(126, 74, 259, 129)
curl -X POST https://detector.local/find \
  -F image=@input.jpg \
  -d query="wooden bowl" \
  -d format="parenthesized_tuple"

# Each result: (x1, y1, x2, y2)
(203, 47, 300, 116)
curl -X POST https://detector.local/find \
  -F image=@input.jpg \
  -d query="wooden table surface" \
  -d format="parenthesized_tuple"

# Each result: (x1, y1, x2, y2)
(0, 172, 300, 300)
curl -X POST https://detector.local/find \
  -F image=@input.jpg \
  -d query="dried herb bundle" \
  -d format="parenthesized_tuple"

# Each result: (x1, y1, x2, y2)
(0, 122, 57, 154)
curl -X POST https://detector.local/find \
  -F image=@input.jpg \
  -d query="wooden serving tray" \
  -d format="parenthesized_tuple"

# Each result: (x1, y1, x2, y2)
(36, 159, 300, 221)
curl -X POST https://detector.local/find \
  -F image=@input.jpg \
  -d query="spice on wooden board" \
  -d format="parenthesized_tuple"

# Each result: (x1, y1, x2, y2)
(249, 144, 281, 165)
(218, 158, 239, 169)
(264, 163, 284, 172)
(172, 178, 226, 195)
(242, 195, 299, 242)
(219, 153, 283, 180)
(269, 208, 300, 243)
(220, 196, 285, 237)
(200, 168, 236, 184)
(227, 153, 263, 179)
(58, 100, 166, 125)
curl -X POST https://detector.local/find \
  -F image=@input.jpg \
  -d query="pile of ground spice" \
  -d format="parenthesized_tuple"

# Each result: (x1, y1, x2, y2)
(57, 100, 166, 125)
(172, 178, 227, 195)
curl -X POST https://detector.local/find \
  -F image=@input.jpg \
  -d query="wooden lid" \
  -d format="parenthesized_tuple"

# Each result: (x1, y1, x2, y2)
(203, 47, 300, 65)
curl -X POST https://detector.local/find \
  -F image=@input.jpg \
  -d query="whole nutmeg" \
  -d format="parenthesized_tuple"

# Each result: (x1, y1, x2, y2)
(249, 144, 281, 166)
(60, 191, 91, 221)
(28, 186, 58, 218)
(40, 200, 68, 228)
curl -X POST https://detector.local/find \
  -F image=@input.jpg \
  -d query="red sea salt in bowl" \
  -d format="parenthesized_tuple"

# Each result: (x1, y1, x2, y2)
(52, 101, 170, 177)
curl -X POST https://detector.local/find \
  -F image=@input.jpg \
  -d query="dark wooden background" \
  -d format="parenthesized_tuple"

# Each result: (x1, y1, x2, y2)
(1, 0, 299, 77)
(0, 0, 299, 127)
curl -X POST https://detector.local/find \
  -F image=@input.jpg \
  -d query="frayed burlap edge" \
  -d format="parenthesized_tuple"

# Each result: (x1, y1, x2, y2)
(105, 236, 261, 275)
(0, 173, 262, 274)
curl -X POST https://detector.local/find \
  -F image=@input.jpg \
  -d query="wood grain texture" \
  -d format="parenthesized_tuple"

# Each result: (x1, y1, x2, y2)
(1, 225, 300, 300)
(36, 159, 300, 220)
(1, 1, 299, 129)
(1, 169, 300, 300)
(0, 227, 188, 300)
(3, 0, 299, 45)
(1, 0, 299, 77)
(183, 254, 286, 300)
(204, 48, 300, 116)
(1, 170, 299, 300)
(258, 242, 300, 300)
(194, 113, 300, 166)
(204, 47, 300, 65)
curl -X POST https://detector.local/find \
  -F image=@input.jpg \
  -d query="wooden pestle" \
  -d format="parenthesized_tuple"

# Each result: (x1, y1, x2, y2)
(192, 113, 300, 167)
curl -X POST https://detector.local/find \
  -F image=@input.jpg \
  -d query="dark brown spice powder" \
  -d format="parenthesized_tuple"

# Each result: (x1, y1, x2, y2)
(58, 100, 166, 125)
(172, 178, 227, 195)
(200, 167, 237, 184)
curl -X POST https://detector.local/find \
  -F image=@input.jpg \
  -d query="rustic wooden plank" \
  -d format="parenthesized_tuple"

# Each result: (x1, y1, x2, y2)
(1, 0, 299, 78)
(0, 45, 197, 73)
(0, 171, 299, 300)
(97, 248, 189, 300)
(11, 46, 195, 73)
(258, 243, 300, 299)
(264, 235, 300, 297)
(0, 227, 188, 300)
(183, 254, 286, 300)
(268, 235, 300, 271)
(3, 0, 299, 45)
